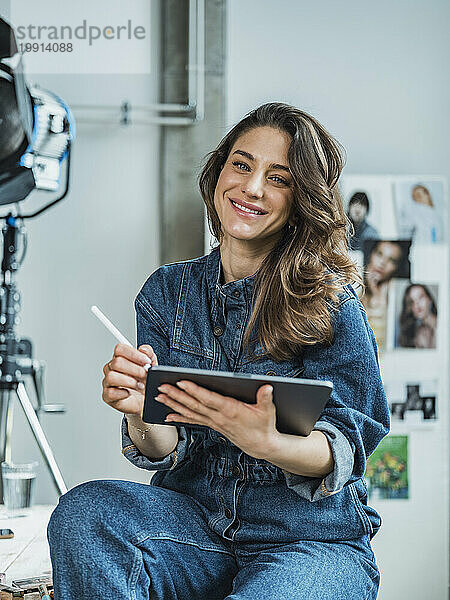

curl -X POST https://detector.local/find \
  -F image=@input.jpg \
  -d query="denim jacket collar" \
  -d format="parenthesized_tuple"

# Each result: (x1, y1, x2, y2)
(206, 245, 257, 307)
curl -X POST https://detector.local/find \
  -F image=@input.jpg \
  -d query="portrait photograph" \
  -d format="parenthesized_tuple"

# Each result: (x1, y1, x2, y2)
(360, 239, 412, 353)
(394, 179, 447, 244)
(392, 280, 439, 350)
(340, 176, 398, 252)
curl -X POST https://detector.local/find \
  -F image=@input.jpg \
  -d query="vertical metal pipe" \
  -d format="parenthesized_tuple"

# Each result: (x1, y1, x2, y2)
(195, 0, 205, 122)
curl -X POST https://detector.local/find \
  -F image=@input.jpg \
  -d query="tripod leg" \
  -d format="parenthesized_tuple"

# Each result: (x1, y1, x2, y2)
(16, 382, 68, 496)
(0, 388, 14, 464)
(0, 388, 13, 503)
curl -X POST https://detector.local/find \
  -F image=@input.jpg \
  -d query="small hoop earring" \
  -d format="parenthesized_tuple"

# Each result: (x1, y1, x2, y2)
(288, 223, 297, 235)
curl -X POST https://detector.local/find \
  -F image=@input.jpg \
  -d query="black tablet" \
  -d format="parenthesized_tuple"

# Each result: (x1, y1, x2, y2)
(143, 365, 332, 437)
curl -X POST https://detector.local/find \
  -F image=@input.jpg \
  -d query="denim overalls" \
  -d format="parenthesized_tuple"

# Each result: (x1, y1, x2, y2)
(48, 247, 390, 599)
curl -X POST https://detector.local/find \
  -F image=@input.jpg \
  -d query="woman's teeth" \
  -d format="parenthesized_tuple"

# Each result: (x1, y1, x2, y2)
(231, 200, 264, 215)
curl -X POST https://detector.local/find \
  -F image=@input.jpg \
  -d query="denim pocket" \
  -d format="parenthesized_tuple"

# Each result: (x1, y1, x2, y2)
(169, 347, 214, 370)
(349, 481, 374, 536)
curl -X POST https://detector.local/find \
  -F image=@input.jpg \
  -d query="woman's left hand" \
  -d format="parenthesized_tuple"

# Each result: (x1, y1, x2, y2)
(155, 381, 279, 459)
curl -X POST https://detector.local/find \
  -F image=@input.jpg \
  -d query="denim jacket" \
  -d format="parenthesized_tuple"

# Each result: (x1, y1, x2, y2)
(122, 246, 390, 541)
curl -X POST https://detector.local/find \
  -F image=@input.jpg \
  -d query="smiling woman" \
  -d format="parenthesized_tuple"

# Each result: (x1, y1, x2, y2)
(200, 104, 360, 360)
(48, 103, 389, 600)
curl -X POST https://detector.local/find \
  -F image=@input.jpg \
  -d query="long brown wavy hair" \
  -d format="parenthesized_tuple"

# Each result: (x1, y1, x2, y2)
(199, 102, 362, 361)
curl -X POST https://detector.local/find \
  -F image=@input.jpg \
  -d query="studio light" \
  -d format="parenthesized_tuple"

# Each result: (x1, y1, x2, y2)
(0, 16, 76, 500)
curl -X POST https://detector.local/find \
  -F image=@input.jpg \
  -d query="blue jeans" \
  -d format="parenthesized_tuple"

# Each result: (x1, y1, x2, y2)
(47, 479, 380, 599)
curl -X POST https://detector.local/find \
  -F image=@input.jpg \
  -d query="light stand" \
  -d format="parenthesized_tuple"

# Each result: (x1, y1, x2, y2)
(0, 213, 67, 499)
(0, 16, 75, 501)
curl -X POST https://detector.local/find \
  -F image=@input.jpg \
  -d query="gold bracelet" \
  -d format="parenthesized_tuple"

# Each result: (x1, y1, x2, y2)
(320, 479, 341, 496)
(129, 422, 156, 440)
(170, 450, 179, 470)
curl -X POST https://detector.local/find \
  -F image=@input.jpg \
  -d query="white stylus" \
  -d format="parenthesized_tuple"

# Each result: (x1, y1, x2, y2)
(91, 305, 151, 370)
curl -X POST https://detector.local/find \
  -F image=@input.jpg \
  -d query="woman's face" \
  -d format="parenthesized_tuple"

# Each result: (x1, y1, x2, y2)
(407, 286, 432, 320)
(368, 242, 402, 283)
(412, 186, 433, 207)
(349, 202, 367, 225)
(213, 126, 294, 247)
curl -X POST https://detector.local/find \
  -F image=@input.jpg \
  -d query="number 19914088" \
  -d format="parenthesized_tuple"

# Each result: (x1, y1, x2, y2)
(19, 42, 73, 52)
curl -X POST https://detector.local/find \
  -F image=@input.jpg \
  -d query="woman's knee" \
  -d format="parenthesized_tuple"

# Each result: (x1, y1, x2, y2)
(47, 479, 124, 544)
(47, 479, 167, 545)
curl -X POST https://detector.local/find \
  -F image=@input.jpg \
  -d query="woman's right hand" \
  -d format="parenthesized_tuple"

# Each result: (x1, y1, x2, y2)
(102, 343, 158, 416)
(366, 270, 381, 293)
(366, 271, 386, 307)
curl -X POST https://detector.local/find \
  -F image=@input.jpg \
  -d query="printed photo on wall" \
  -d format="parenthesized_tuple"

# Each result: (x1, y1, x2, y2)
(345, 190, 380, 252)
(392, 280, 438, 349)
(365, 435, 409, 500)
(359, 239, 412, 353)
(340, 176, 398, 252)
(385, 379, 438, 426)
(394, 179, 447, 244)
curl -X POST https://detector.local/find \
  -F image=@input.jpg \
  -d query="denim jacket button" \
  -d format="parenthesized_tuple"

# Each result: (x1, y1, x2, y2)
(232, 465, 240, 476)
(232, 290, 241, 298)
(265, 370, 277, 376)
(224, 508, 233, 519)
(213, 326, 224, 337)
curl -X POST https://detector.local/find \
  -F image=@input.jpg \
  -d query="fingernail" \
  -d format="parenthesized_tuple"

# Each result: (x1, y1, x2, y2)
(176, 381, 187, 389)
(155, 395, 163, 402)
(144, 363, 151, 371)
(137, 382, 145, 390)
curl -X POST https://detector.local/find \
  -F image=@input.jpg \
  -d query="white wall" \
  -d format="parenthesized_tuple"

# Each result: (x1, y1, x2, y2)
(227, 0, 450, 179)
(226, 1, 449, 599)
(2, 1, 161, 502)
